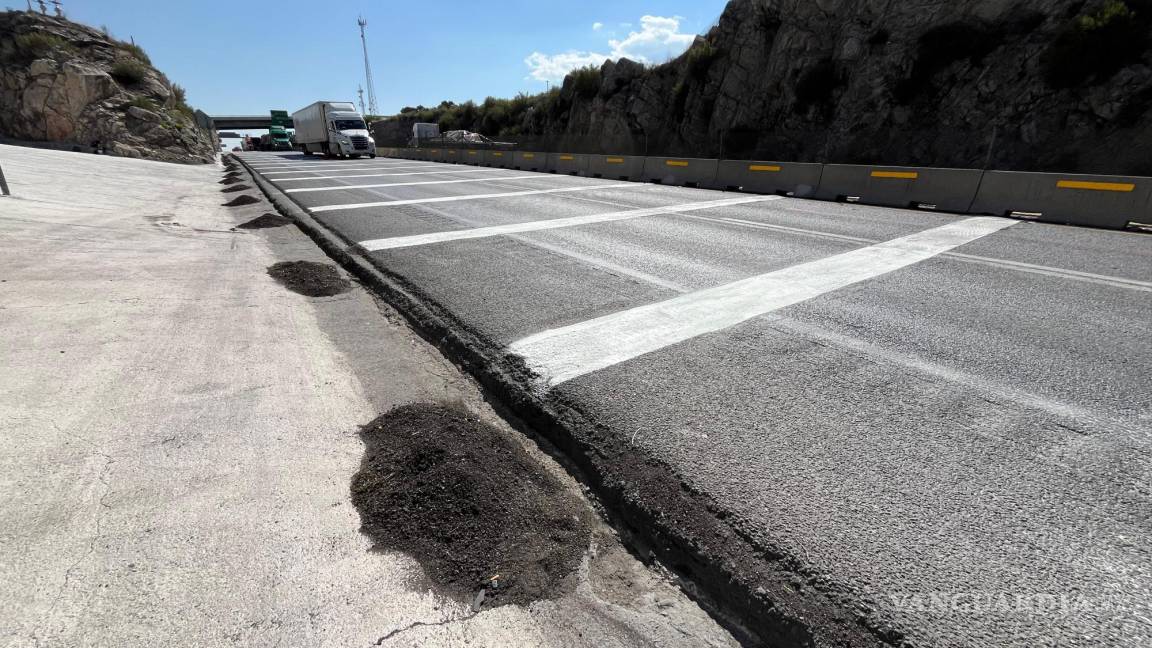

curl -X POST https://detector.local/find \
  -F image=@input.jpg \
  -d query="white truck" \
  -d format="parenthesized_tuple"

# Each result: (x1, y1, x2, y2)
(291, 101, 376, 158)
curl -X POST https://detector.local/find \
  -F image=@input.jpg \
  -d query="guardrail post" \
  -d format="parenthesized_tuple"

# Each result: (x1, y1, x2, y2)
(0, 163, 10, 197)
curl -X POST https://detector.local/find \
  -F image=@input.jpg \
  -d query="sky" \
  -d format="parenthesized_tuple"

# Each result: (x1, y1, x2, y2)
(30, 0, 729, 118)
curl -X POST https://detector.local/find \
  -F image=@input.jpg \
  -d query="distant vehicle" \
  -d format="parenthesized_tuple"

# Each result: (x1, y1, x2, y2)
(411, 122, 440, 146)
(261, 126, 293, 151)
(291, 101, 376, 158)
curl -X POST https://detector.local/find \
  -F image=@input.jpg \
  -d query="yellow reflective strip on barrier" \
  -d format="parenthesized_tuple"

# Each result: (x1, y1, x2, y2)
(748, 165, 781, 172)
(524, 153, 535, 159)
(871, 171, 919, 179)
(493, 152, 504, 157)
(1057, 180, 1135, 192)
(666, 160, 689, 167)
(606, 157, 625, 163)
(468, 151, 478, 155)
(559, 155, 575, 161)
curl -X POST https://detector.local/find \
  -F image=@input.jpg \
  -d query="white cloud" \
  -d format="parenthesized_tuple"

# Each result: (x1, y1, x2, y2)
(609, 15, 695, 63)
(524, 15, 695, 83)
(592, 22, 604, 31)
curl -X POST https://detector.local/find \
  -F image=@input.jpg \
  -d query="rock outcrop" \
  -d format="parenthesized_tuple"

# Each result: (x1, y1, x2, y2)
(0, 10, 216, 164)
(383, 0, 1152, 175)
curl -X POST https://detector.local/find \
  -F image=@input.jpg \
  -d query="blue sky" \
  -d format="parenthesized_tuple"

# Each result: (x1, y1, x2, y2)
(35, 1, 728, 117)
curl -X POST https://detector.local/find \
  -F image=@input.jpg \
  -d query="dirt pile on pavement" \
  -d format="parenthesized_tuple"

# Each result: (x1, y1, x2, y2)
(238, 213, 292, 229)
(222, 195, 259, 207)
(352, 404, 591, 608)
(219, 177, 242, 185)
(266, 261, 350, 297)
(221, 184, 251, 193)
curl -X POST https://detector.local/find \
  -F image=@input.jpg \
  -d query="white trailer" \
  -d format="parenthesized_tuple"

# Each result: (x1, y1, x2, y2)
(291, 101, 376, 158)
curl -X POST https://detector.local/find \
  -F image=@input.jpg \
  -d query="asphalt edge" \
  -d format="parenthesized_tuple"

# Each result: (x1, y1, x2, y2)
(230, 154, 904, 648)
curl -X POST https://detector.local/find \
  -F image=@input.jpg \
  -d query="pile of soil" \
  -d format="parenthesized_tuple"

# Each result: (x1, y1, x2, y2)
(222, 195, 260, 207)
(266, 260, 350, 297)
(219, 177, 242, 185)
(221, 184, 251, 193)
(352, 404, 591, 608)
(238, 213, 292, 229)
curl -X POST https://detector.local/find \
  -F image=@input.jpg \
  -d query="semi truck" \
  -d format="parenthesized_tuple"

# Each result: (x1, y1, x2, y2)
(261, 126, 293, 151)
(291, 101, 376, 158)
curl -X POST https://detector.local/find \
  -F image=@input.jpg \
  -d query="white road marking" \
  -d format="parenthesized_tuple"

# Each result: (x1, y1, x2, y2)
(271, 168, 511, 182)
(251, 163, 432, 171)
(358, 196, 784, 251)
(284, 174, 549, 194)
(308, 183, 647, 213)
(509, 216, 1017, 385)
(260, 165, 440, 176)
(686, 214, 1152, 293)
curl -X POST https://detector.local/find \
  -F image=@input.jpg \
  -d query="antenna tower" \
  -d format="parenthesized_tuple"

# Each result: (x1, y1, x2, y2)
(357, 16, 379, 115)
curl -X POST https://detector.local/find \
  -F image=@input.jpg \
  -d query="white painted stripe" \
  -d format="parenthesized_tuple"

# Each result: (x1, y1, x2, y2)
(284, 174, 554, 193)
(272, 168, 510, 182)
(509, 216, 1017, 385)
(260, 165, 439, 176)
(252, 163, 433, 171)
(309, 183, 646, 212)
(359, 196, 783, 251)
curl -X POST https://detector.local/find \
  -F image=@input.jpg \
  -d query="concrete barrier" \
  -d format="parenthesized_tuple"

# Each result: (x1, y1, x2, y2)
(587, 154, 645, 181)
(641, 157, 720, 188)
(814, 165, 984, 213)
(714, 160, 824, 198)
(970, 171, 1151, 229)
(548, 153, 589, 176)
(462, 149, 483, 166)
(440, 148, 461, 164)
(486, 150, 513, 169)
(514, 151, 545, 172)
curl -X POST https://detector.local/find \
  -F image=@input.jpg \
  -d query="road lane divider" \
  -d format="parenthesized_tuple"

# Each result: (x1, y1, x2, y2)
(308, 182, 648, 212)
(271, 168, 514, 182)
(261, 165, 440, 176)
(284, 174, 548, 194)
(509, 216, 1017, 385)
(357, 195, 784, 251)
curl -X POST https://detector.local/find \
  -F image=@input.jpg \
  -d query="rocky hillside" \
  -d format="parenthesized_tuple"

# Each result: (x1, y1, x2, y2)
(0, 10, 215, 164)
(381, 0, 1152, 175)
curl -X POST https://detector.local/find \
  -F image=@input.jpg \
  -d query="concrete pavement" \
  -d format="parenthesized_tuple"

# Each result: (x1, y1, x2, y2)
(240, 150, 1152, 648)
(0, 144, 737, 648)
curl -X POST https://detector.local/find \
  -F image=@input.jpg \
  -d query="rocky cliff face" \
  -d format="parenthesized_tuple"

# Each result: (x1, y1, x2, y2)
(387, 0, 1152, 175)
(0, 11, 216, 164)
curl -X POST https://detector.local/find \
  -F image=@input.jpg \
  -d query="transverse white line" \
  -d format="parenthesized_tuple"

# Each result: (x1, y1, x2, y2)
(509, 216, 1017, 385)
(308, 183, 646, 212)
(358, 195, 784, 251)
(285, 174, 549, 193)
(272, 168, 511, 182)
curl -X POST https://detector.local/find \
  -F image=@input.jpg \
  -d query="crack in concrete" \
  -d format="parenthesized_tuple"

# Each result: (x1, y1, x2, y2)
(372, 611, 479, 646)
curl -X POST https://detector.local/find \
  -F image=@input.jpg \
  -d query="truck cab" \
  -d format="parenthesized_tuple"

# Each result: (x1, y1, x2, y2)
(326, 112, 374, 157)
(268, 126, 293, 151)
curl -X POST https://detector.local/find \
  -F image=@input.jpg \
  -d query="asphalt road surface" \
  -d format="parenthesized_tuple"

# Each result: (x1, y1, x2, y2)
(240, 152, 1152, 648)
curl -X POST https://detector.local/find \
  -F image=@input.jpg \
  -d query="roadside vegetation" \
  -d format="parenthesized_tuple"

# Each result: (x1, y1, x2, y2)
(1042, 0, 1150, 88)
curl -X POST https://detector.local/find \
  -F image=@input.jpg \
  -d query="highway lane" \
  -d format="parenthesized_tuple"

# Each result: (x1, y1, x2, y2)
(240, 152, 1152, 648)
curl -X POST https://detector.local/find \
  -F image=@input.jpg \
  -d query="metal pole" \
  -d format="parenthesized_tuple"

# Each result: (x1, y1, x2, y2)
(0, 163, 11, 197)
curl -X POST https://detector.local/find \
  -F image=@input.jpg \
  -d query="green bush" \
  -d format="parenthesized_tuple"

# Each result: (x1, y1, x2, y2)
(117, 41, 151, 64)
(569, 65, 602, 100)
(124, 96, 158, 112)
(110, 59, 147, 85)
(9, 32, 71, 62)
(684, 40, 721, 80)
(1042, 0, 1149, 88)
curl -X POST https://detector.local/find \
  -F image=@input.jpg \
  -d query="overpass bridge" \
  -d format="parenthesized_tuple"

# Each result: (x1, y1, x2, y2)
(195, 111, 294, 131)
